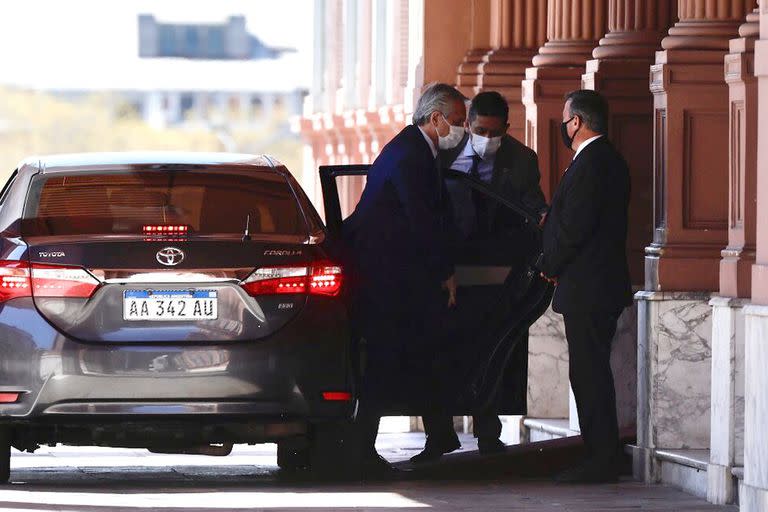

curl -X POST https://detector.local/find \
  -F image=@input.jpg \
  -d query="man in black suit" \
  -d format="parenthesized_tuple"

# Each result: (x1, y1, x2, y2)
(411, 91, 547, 463)
(540, 90, 632, 483)
(344, 83, 467, 477)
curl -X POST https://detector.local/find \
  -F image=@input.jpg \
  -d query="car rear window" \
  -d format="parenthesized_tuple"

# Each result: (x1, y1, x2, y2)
(21, 168, 307, 237)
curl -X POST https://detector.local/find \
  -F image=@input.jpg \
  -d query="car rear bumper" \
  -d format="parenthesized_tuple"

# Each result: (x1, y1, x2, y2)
(0, 297, 354, 423)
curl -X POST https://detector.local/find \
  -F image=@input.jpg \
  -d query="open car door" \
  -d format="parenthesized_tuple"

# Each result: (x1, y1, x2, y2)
(318, 164, 554, 416)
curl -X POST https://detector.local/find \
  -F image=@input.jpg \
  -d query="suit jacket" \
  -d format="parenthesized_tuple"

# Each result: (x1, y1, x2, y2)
(439, 133, 547, 228)
(345, 124, 453, 312)
(541, 137, 632, 314)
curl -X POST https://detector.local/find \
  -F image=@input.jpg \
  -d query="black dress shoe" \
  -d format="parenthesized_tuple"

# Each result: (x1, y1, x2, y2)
(409, 439, 461, 464)
(361, 454, 402, 480)
(478, 438, 506, 455)
(553, 462, 619, 484)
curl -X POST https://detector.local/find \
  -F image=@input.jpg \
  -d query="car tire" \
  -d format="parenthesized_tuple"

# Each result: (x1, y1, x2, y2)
(277, 439, 310, 472)
(0, 428, 11, 484)
(308, 420, 364, 480)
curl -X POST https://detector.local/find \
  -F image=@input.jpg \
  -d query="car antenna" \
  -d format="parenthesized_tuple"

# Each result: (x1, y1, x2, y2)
(242, 214, 251, 242)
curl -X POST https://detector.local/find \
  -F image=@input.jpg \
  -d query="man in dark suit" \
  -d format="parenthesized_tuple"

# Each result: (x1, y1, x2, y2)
(540, 90, 632, 483)
(411, 91, 547, 463)
(344, 83, 467, 477)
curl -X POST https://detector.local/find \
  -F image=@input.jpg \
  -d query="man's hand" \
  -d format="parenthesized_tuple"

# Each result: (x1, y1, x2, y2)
(442, 274, 457, 308)
(540, 272, 558, 285)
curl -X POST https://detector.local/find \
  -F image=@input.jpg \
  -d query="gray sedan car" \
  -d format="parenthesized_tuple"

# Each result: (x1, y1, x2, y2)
(0, 153, 356, 482)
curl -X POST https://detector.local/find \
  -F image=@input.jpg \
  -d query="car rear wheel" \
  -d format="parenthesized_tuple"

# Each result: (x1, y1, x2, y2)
(0, 428, 11, 484)
(277, 438, 310, 472)
(308, 420, 364, 479)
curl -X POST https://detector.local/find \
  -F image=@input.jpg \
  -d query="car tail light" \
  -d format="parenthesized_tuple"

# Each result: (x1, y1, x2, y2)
(0, 393, 19, 403)
(322, 391, 352, 401)
(0, 261, 100, 303)
(0, 261, 31, 302)
(241, 262, 343, 297)
(310, 265, 342, 296)
(143, 224, 189, 234)
(31, 264, 100, 298)
(241, 266, 309, 296)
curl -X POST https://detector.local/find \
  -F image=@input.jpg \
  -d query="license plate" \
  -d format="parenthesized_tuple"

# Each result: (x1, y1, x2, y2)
(123, 290, 218, 321)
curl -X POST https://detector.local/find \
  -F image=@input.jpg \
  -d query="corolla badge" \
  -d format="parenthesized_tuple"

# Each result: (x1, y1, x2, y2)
(156, 247, 185, 266)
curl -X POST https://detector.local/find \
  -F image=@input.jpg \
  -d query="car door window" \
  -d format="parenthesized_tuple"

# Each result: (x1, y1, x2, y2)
(442, 170, 546, 413)
(319, 164, 370, 237)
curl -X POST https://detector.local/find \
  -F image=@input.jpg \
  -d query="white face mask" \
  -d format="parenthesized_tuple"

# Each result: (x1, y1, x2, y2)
(471, 133, 502, 160)
(437, 114, 465, 150)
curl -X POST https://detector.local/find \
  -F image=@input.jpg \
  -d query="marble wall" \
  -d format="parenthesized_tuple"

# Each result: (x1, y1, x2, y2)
(613, 304, 639, 430)
(635, 291, 714, 482)
(708, 297, 746, 504)
(742, 305, 768, 509)
(527, 307, 570, 418)
(638, 292, 714, 450)
(527, 304, 638, 430)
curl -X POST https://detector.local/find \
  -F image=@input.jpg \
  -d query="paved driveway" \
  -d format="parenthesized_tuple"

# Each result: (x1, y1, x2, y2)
(2, 433, 736, 511)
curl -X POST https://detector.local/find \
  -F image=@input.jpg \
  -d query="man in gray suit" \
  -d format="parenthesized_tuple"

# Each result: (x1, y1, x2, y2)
(411, 91, 547, 463)
(441, 91, 547, 227)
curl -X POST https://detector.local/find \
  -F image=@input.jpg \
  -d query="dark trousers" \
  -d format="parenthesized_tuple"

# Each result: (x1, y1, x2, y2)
(562, 311, 621, 465)
(421, 411, 501, 448)
(421, 329, 528, 448)
(352, 284, 453, 459)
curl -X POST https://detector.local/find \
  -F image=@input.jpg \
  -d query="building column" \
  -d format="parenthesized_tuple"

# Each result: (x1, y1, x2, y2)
(646, 0, 755, 292)
(455, 0, 493, 95)
(582, 0, 676, 285)
(633, 0, 755, 490)
(721, 7, 761, 298)
(742, 2, 768, 510)
(707, 6, 759, 505)
(456, 0, 548, 142)
(522, 0, 609, 200)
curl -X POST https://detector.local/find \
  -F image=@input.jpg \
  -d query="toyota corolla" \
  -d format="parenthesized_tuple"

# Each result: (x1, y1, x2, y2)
(0, 153, 355, 482)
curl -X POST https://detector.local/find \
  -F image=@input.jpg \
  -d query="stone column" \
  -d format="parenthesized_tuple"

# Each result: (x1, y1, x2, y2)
(646, 0, 755, 292)
(742, 2, 768, 510)
(455, 0, 493, 96)
(456, 0, 548, 141)
(707, 6, 758, 506)
(720, 8, 761, 298)
(633, 0, 755, 490)
(523, 0, 609, 200)
(582, 0, 676, 285)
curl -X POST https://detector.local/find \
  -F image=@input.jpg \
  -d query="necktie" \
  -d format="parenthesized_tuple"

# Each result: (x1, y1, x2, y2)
(469, 154, 482, 180)
(469, 155, 488, 233)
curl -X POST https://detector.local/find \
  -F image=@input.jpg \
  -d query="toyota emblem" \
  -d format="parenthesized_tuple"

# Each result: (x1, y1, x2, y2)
(156, 247, 185, 266)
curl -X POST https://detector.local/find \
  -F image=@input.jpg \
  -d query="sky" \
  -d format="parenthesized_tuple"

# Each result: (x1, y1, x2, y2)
(0, 0, 314, 90)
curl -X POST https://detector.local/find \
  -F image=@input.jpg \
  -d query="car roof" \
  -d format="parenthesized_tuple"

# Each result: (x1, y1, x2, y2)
(17, 152, 283, 174)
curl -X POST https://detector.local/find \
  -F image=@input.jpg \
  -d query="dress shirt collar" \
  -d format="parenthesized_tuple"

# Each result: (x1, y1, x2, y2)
(573, 134, 604, 160)
(461, 137, 476, 158)
(418, 126, 438, 159)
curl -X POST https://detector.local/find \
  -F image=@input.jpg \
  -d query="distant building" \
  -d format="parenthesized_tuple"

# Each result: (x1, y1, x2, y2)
(0, 14, 307, 131)
(138, 14, 293, 61)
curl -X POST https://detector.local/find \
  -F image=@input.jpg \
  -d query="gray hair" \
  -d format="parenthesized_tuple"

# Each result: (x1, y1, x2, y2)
(412, 83, 467, 126)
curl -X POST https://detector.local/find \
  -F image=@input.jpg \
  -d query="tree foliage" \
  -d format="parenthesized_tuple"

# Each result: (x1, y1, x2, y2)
(0, 87, 304, 185)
